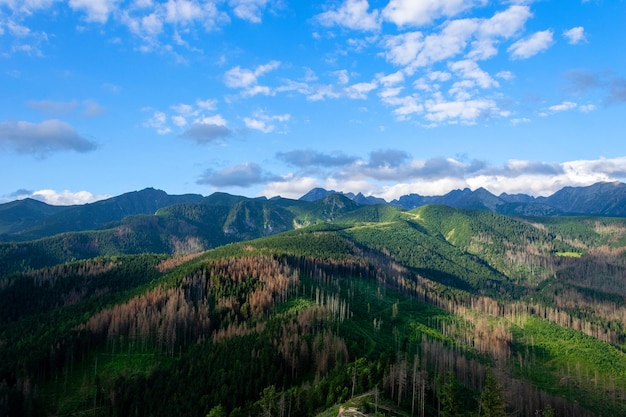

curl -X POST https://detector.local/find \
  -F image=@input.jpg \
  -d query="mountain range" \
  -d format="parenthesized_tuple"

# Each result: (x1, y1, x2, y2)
(301, 181, 626, 216)
(2, 181, 626, 244)
(3, 181, 626, 417)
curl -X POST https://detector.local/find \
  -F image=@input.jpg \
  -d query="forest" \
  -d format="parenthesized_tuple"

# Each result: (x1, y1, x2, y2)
(1, 199, 626, 417)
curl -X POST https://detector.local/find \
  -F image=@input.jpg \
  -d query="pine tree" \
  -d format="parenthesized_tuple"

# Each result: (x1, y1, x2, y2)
(479, 369, 507, 417)
(439, 373, 461, 417)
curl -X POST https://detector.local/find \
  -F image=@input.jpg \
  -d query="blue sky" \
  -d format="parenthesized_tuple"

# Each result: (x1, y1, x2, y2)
(1, 0, 625, 205)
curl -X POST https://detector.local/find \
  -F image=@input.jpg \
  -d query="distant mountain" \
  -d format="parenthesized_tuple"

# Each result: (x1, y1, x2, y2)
(0, 198, 69, 236)
(0, 188, 203, 241)
(299, 188, 383, 206)
(3, 180, 626, 261)
(299, 187, 337, 202)
(0, 191, 365, 275)
(536, 181, 626, 216)
(498, 192, 535, 204)
(305, 182, 626, 217)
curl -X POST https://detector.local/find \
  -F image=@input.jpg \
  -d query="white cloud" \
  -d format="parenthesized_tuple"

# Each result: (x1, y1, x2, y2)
(28, 189, 111, 205)
(448, 59, 498, 89)
(563, 26, 586, 44)
(379, 87, 403, 99)
(316, 0, 381, 32)
(7, 20, 31, 37)
(172, 115, 188, 127)
(508, 30, 554, 59)
(196, 114, 227, 126)
(382, 95, 424, 119)
(344, 81, 378, 99)
(0, 0, 58, 14)
(260, 175, 320, 199)
(378, 178, 469, 201)
(244, 110, 290, 133)
(382, 0, 485, 27)
(424, 97, 500, 124)
(381, 31, 424, 66)
(331, 69, 350, 85)
(171, 103, 196, 116)
(229, 0, 269, 23)
(68, 0, 119, 23)
(164, 0, 202, 24)
(579, 104, 596, 113)
(140, 12, 163, 36)
(196, 98, 217, 111)
(269, 156, 626, 201)
(377, 70, 405, 86)
(143, 110, 171, 134)
(468, 5, 532, 59)
(383, 18, 479, 72)
(224, 61, 280, 96)
(548, 101, 577, 112)
(510, 117, 530, 125)
(477, 5, 531, 39)
(496, 70, 513, 80)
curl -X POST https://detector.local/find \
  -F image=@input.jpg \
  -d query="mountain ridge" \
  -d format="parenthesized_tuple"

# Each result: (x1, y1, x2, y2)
(2, 181, 626, 246)
(301, 181, 626, 216)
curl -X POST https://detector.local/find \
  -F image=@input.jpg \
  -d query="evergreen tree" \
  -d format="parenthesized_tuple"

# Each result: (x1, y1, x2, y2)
(479, 369, 506, 417)
(439, 372, 462, 417)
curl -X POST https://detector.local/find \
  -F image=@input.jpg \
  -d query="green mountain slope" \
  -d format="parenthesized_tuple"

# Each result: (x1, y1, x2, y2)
(0, 198, 69, 236)
(0, 188, 204, 242)
(3, 199, 626, 417)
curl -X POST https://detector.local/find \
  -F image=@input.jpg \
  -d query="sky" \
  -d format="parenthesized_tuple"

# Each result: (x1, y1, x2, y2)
(1, 0, 626, 205)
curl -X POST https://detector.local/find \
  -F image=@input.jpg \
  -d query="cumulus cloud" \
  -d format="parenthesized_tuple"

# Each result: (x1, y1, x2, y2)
(144, 110, 171, 134)
(344, 81, 378, 99)
(260, 175, 320, 199)
(547, 101, 577, 113)
(228, 0, 270, 23)
(315, 0, 381, 32)
(197, 162, 278, 187)
(448, 59, 498, 89)
(424, 97, 502, 124)
(68, 0, 118, 23)
(225, 61, 280, 88)
(382, 0, 483, 27)
(243, 110, 290, 133)
(224, 61, 280, 96)
(0, 119, 98, 155)
(0, 0, 59, 14)
(143, 99, 225, 138)
(477, 5, 531, 39)
(563, 26, 586, 44)
(7, 189, 111, 205)
(508, 30, 554, 59)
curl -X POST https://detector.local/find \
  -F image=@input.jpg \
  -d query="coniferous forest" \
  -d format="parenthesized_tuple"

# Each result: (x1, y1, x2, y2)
(2, 189, 626, 417)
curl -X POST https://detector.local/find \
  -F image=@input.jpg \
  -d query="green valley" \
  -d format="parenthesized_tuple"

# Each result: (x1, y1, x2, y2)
(2, 188, 626, 417)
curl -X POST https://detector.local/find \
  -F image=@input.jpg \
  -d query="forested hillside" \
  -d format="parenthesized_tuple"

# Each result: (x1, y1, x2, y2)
(2, 202, 626, 417)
